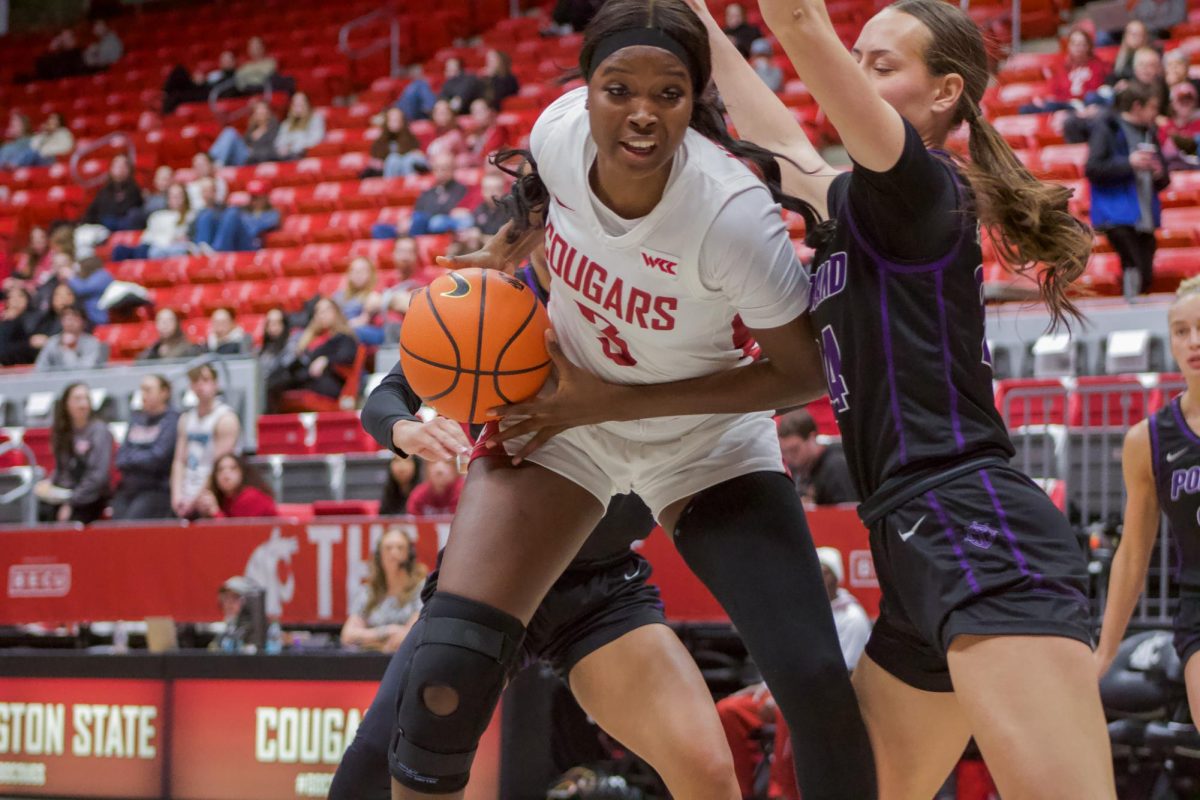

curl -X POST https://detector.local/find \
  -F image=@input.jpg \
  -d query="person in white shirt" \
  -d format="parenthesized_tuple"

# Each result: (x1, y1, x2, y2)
(372, 2, 874, 797)
(170, 362, 241, 518)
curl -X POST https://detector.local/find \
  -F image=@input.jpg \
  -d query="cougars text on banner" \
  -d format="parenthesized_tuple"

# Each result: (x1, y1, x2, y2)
(0, 508, 877, 625)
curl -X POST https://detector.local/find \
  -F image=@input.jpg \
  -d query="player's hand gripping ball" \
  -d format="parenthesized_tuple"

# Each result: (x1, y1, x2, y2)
(399, 268, 551, 423)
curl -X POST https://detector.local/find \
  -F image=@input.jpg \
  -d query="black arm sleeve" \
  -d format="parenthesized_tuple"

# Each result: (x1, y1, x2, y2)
(845, 121, 962, 263)
(361, 360, 424, 456)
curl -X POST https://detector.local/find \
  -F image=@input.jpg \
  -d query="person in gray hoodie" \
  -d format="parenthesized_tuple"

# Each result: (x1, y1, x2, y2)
(33, 305, 106, 371)
(35, 381, 113, 523)
(111, 374, 179, 520)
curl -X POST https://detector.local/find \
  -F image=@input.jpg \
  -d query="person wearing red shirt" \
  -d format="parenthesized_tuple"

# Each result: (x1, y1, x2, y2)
(1023, 28, 1109, 113)
(405, 458, 463, 516)
(1159, 80, 1200, 168)
(460, 98, 512, 168)
(196, 453, 278, 518)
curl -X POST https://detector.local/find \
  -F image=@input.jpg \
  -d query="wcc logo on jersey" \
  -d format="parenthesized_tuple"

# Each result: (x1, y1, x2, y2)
(640, 248, 679, 278)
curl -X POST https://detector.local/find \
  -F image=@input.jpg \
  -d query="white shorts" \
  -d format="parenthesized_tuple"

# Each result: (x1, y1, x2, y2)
(488, 412, 785, 522)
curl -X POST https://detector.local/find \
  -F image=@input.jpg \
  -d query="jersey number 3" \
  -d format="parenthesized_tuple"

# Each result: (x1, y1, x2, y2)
(820, 325, 850, 414)
(576, 301, 637, 367)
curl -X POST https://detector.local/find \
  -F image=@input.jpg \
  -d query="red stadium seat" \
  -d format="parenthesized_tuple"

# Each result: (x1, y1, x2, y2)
(313, 411, 377, 454)
(994, 378, 1067, 427)
(1067, 375, 1147, 428)
(278, 346, 368, 413)
(257, 414, 314, 455)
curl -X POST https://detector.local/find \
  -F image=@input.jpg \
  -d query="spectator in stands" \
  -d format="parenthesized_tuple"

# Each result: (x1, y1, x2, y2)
(209, 99, 280, 167)
(206, 307, 251, 355)
(777, 408, 856, 504)
(722, 2, 763, 59)
(380, 455, 421, 515)
(395, 64, 437, 122)
(374, 107, 428, 178)
(274, 92, 325, 161)
(193, 179, 277, 253)
(82, 20, 123, 70)
(83, 153, 144, 232)
(0, 286, 38, 365)
(750, 39, 783, 93)
(208, 50, 239, 88)
(439, 56, 483, 115)
(194, 453, 276, 518)
(33, 249, 77, 310)
(162, 50, 237, 114)
(463, 98, 510, 165)
(380, 236, 441, 319)
(7, 226, 50, 290)
(30, 281, 81, 351)
(1133, 0, 1187, 40)
(35, 381, 113, 523)
(1022, 28, 1109, 114)
(1105, 21, 1150, 85)
(471, 173, 510, 236)
(717, 547, 870, 800)
(112, 183, 194, 260)
(256, 307, 296, 379)
(1159, 81, 1200, 169)
(1088, 80, 1170, 300)
(551, 0, 603, 32)
(340, 525, 427, 652)
(407, 151, 473, 236)
(1164, 49, 1200, 95)
(0, 112, 34, 169)
(234, 36, 277, 94)
(481, 49, 519, 110)
(111, 374, 179, 520)
(34, 304, 105, 371)
(333, 256, 385, 345)
(69, 256, 114, 326)
(172, 362, 242, 518)
(186, 152, 228, 210)
(425, 99, 467, 160)
(405, 457, 463, 515)
(138, 307, 204, 361)
(1130, 46, 1170, 111)
(265, 297, 359, 412)
(34, 29, 84, 80)
(29, 112, 74, 164)
(143, 166, 174, 215)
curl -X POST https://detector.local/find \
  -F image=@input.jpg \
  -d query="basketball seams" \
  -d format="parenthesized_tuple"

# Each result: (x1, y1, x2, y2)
(492, 287, 542, 405)
(401, 344, 550, 376)
(466, 272, 488, 423)
(421, 286, 462, 371)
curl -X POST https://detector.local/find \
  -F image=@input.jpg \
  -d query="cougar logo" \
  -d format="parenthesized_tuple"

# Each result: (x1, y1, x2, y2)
(440, 272, 471, 298)
(640, 248, 679, 277)
(243, 527, 300, 616)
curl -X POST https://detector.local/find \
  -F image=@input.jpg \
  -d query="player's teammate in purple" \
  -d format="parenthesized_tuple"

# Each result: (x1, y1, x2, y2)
(661, 0, 1113, 796)
(1098, 276, 1200, 725)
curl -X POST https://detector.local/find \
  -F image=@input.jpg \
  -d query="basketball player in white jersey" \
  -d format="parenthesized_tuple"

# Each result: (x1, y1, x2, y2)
(170, 362, 240, 518)
(384, 1, 875, 798)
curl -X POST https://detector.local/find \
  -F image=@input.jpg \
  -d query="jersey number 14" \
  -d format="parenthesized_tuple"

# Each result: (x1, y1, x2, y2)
(820, 325, 850, 414)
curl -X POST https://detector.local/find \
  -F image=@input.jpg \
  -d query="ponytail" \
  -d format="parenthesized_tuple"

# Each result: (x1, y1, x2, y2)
(959, 103, 1090, 331)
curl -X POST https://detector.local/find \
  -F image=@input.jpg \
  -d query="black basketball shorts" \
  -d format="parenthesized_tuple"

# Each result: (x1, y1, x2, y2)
(1174, 592, 1200, 668)
(865, 464, 1093, 692)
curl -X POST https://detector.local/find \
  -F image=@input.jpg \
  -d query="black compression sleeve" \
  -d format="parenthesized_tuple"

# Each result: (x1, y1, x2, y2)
(361, 360, 425, 456)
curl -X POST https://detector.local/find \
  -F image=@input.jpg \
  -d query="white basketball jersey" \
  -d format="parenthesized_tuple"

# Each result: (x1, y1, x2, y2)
(531, 87, 807, 439)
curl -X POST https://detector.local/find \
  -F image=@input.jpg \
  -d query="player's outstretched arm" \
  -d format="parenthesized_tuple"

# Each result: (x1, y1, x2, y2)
(1095, 421, 1162, 677)
(490, 316, 826, 462)
(758, 0, 907, 173)
(361, 361, 472, 461)
(682, 0, 836, 213)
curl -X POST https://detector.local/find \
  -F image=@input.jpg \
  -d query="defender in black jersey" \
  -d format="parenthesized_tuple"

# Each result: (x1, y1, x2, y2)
(693, 0, 1114, 795)
(330, 289, 742, 799)
(1098, 278, 1200, 724)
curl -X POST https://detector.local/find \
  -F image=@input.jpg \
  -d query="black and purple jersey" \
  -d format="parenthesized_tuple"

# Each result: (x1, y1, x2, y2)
(1150, 397, 1200, 587)
(808, 123, 1014, 504)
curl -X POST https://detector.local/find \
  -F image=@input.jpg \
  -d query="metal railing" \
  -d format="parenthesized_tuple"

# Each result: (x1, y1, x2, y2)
(339, 7, 403, 80)
(208, 77, 273, 127)
(0, 441, 43, 526)
(69, 132, 136, 190)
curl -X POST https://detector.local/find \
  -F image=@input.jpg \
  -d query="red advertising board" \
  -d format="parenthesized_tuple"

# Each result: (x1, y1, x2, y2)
(169, 679, 500, 800)
(0, 509, 878, 626)
(0, 678, 165, 798)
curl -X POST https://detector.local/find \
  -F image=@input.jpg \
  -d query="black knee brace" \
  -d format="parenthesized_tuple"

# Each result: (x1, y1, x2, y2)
(389, 592, 525, 793)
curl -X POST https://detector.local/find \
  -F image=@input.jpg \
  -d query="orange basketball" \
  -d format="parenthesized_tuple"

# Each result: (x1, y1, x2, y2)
(399, 268, 551, 423)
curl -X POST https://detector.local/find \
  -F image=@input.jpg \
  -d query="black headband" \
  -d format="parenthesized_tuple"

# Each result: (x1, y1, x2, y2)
(582, 27, 702, 92)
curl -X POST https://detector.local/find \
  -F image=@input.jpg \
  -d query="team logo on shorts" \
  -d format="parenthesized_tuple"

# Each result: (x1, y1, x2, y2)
(964, 522, 999, 550)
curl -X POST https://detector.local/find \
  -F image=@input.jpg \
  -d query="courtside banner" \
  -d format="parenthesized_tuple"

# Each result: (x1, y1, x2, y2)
(0, 677, 165, 798)
(0, 509, 876, 625)
(168, 678, 501, 800)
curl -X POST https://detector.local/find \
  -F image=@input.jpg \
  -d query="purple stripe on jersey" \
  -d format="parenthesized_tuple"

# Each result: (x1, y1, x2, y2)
(979, 469, 1031, 577)
(879, 278, 908, 464)
(1149, 413, 1161, 487)
(1171, 397, 1200, 447)
(936, 269, 965, 452)
(842, 194, 965, 275)
(925, 490, 980, 594)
